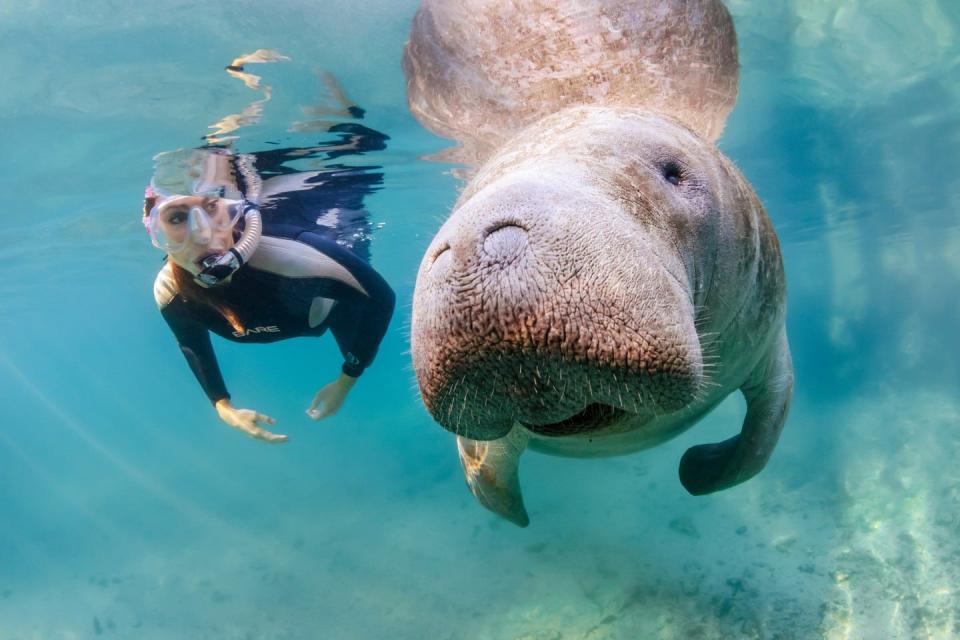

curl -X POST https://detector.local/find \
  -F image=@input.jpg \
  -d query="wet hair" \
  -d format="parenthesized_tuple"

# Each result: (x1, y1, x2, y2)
(143, 194, 157, 218)
(169, 260, 245, 335)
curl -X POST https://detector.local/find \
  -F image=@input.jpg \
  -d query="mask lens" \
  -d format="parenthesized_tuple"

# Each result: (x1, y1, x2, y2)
(207, 201, 242, 230)
(148, 205, 189, 252)
(146, 198, 241, 252)
(188, 206, 213, 245)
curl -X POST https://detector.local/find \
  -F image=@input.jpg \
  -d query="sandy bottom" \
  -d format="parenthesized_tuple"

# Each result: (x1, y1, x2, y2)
(1, 387, 957, 640)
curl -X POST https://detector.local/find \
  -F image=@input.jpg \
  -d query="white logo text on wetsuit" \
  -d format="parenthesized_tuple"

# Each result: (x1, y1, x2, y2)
(233, 326, 281, 338)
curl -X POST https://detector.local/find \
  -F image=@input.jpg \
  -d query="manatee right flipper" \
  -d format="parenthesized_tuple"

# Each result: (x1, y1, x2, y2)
(457, 427, 531, 527)
(680, 328, 794, 495)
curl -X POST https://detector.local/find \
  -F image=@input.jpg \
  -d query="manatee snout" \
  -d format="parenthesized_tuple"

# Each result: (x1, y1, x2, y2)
(412, 174, 704, 441)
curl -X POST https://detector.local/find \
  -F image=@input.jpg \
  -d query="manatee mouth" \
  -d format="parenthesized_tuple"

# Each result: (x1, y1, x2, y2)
(521, 403, 629, 437)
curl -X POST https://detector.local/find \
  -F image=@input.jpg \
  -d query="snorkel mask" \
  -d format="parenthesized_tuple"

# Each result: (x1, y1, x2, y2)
(143, 150, 263, 287)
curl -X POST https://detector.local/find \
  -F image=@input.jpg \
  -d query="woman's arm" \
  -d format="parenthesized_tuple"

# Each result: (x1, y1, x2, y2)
(161, 300, 287, 443)
(292, 231, 396, 420)
(295, 230, 396, 378)
(161, 300, 231, 404)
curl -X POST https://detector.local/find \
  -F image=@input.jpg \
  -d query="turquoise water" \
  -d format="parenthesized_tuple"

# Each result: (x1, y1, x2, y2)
(1, 1, 959, 638)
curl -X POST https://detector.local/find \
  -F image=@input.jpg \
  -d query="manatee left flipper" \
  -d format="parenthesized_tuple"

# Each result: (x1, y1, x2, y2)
(457, 427, 531, 527)
(680, 328, 794, 495)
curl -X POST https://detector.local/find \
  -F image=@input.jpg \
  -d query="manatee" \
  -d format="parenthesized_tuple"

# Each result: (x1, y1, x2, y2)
(405, 0, 793, 527)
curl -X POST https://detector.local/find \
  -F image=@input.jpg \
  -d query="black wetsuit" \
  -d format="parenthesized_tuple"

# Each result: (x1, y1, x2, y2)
(153, 130, 395, 405)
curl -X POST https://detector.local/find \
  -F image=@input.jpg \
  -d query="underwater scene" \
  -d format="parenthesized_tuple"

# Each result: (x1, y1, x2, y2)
(1, 1, 958, 638)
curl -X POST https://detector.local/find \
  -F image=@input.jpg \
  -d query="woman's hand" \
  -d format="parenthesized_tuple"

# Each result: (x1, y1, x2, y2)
(215, 399, 288, 443)
(306, 373, 357, 421)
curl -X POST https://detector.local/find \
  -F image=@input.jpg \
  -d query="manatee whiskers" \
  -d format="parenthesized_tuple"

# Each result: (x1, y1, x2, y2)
(443, 376, 462, 422)
(691, 381, 719, 406)
(693, 307, 717, 333)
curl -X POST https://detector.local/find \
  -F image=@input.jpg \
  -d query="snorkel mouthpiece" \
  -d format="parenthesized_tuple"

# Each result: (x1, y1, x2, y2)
(196, 249, 243, 287)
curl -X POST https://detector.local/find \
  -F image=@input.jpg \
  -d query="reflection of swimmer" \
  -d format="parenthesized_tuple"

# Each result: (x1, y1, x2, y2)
(209, 50, 364, 144)
(142, 145, 395, 443)
(249, 123, 389, 263)
(208, 49, 289, 145)
(291, 70, 367, 131)
(224, 48, 291, 89)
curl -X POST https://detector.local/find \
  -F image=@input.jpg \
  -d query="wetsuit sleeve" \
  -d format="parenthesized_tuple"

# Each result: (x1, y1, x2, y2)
(295, 231, 396, 377)
(160, 299, 230, 404)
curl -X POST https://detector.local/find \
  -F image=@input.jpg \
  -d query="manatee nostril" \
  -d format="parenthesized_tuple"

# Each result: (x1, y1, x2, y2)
(483, 220, 527, 237)
(482, 223, 528, 260)
(427, 242, 451, 271)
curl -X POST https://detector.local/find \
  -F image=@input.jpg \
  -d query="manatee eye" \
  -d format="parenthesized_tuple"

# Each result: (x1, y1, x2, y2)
(662, 162, 683, 186)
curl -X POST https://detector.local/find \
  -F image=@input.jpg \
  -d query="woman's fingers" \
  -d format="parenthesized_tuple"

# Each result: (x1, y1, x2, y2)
(252, 413, 286, 442)
(307, 390, 340, 420)
(218, 405, 286, 443)
(307, 390, 329, 419)
(307, 405, 332, 421)
(254, 429, 288, 444)
(308, 389, 328, 411)
(307, 379, 352, 421)
(238, 412, 286, 443)
(244, 424, 288, 443)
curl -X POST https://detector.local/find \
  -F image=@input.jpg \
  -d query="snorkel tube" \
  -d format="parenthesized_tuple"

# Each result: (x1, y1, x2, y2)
(194, 153, 263, 287)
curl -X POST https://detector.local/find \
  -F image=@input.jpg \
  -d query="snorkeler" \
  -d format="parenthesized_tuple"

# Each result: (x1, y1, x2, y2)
(143, 147, 395, 443)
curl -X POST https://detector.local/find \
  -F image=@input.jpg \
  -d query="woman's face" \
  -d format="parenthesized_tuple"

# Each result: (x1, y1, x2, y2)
(155, 196, 237, 275)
